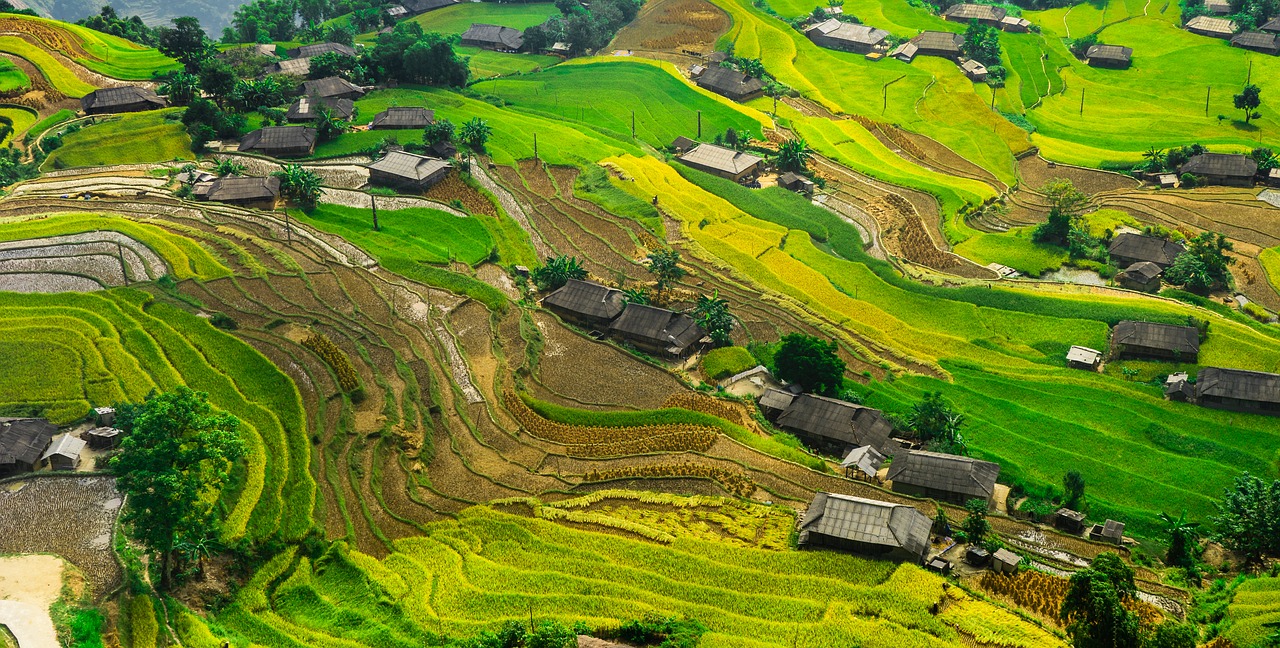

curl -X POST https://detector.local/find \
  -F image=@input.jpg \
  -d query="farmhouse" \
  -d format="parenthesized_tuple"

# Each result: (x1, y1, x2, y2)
(542, 279, 626, 328)
(942, 3, 1006, 27)
(0, 418, 54, 478)
(461, 24, 525, 52)
(302, 76, 366, 101)
(758, 388, 798, 418)
(368, 151, 451, 190)
(1089, 519, 1126, 545)
(1055, 508, 1087, 533)
(695, 66, 765, 102)
(1264, 16, 1280, 32)
(80, 86, 167, 115)
(404, 0, 459, 14)
(840, 445, 886, 480)
(670, 136, 696, 154)
(1194, 367, 1280, 415)
(999, 15, 1031, 31)
(1185, 16, 1238, 39)
(86, 427, 122, 450)
(238, 126, 318, 158)
(991, 548, 1022, 574)
(886, 449, 1001, 507)
(609, 303, 704, 357)
(1111, 320, 1200, 361)
(774, 393, 894, 457)
(960, 59, 988, 81)
(264, 57, 311, 77)
(1066, 345, 1102, 370)
(778, 172, 815, 194)
(1231, 30, 1280, 54)
(908, 31, 965, 60)
(1116, 261, 1163, 292)
(1085, 44, 1133, 68)
(387, 5, 408, 19)
(1107, 232, 1185, 268)
(288, 42, 356, 59)
(1204, 0, 1232, 14)
(888, 41, 919, 61)
(797, 492, 931, 563)
(195, 176, 282, 210)
(286, 95, 355, 122)
(804, 18, 890, 54)
(678, 143, 764, 182)
(1180, 153, 1259, 186)
(371, 107, 434, 129)
(42, 434, 86, 471)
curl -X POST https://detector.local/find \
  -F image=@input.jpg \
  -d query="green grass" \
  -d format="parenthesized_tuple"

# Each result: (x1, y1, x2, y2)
(701, 346, 757, 379)
(953, 227, 1068, 276)
(407, 2, 561, 35)
(575, 163, 664, 235)
(0, 105, 37, 145)
(0, 58, 29, 92)
(1225, 575, 1280, 648)
(1260, 247, 1280, 296)
(0, 35, 96, 97)
(42, 109, 192, 170)
(291, 203, 496, 266)
(25, 108, 75, 140)
(1, 13, 179, 80)
(462, 47, 560, 79)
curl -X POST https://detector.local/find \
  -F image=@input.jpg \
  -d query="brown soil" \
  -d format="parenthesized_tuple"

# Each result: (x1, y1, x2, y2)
(424, 173, 498, 217)
(611, 0, 730, 54)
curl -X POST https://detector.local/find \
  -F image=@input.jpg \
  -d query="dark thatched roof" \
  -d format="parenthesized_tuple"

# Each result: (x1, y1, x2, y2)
(679, 143, 763, 175)
(806, 18, 890, 46)
(798, 492, 931, 557)
(405, 0, 459, 11)
(1108, 233, 1185, 266)
(776, 394, 892, 451)
(911, 31, 965, 54)
(461, 23, 525, 50)
(759, 388, 797, 411)
(1120, 261, 1163, 282)
(288, 42, 356, 59)
(266, 57, 311, 76)
(1186, 15, 1238, 35)
(696, 66, 765, 98)
(1180, 153, 1259, 178)
(886, 449, 1000, 500)
(1113, 320, 1200, 355)
(1196, 367, 1280, 404)
(205, 176, 281, 201)
(371, 106, 435, 129)
(81, 86, 166, 111)
(239, 126, 318, 154)
(1263, 16, 1280, 31)
(943, 3, 1007, 21)
(301, 76, 366, 99)
(1232, 30, 1280, 52)
(287, 95, 355, 121)
(1096, 519, 1125, 541)
(543, 279, 625, 322)
(1086, 44, 1133, 62)
(610, 303, 703, 351)
(368, 151, 450, 181)
(0, 418, 54, 468)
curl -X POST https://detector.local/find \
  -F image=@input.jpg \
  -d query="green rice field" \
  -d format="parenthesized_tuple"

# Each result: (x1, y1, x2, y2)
(291, 203, 496, 266)
(1226, 575, 1280, 648)
(42, 109, 192, 170)
(462, 47, 560, 79)
(1, 13, 179, 80)
(0, 105, 37, 145)
(0, 35, 96, 98)
(408, 2, 561, 35)
(0, 58, 29, 93)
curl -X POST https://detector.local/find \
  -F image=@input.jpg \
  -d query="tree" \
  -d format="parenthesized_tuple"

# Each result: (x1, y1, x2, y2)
(961, 498, 991, 544)
(963, 20, 1002, 66)
(157, 16, 213, 71)
(309, 51, 356, 79)
(1063, 470, 1086, 510)
(197, 58, 239, 105)
(1070, 33, 1098, 58)
(1159, 511, 1200, 568)
(1060, 553, 1141, 648)
(110, 387, 246, 589)
(214, 158, 245, 176)
(1033, 178, 1089, 245)
(736, 56, 766, 79)
(1164, 252, 1213, 293)
(227, 77, 285, 113)
(693, 291, 734, 346)
(460, 117, 492, 151)
(158, 71, 199, 106)
(530, 254, 587, 290)
(1143, 621, 1198, 648)
(776, 137, 812, 173)
(273, 164, 323, 207)
(1185, 230, 1234, 286)
(423, 118, 455, 146)
(312, 104, 347, 142)
(621, 287, 650, 305)
(906, 392, 967, 455)
(1253, 147, 1280, 171)
(646, 249, 686, 299)
(1140, 146, 1166, 173)
(773, 333, 845, 396)
(1234, 84, 1262, 124)
(1210, 471, 1280, 564)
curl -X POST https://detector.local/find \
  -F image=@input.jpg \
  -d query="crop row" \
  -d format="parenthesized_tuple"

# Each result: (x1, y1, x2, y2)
(979, 570, 1161, 627)
(583, 461, 756, 498)
(505, 391, 718, 456)
(302, 332, 361, 393)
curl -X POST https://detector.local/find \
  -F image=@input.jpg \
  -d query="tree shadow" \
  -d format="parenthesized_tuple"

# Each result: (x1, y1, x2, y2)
(1228, 119, 1261, 132)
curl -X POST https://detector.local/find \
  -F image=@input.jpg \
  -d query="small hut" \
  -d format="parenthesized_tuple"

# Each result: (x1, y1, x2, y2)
(1066, 345, 1102, 371)
(1054, 508, 1087, 533)
(991, 548, 1022, 574)
(840, 445, 886, 481)
(42, 434, 86, 471)
(86, 427, 122, 450)
(93, 406, 116, 427)
(1089, 519, 1126, 545)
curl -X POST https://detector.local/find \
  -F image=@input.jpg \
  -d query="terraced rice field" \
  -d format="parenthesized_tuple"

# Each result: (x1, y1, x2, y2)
(0, 14, 178, 80)
(1225, 575, 1280, 648)
(0, 35, 96, 98)
(42, 110, 193, 169)
(0, 105, 36, 145)
(0, 58, 29, 93)
(407, 2, 562, 35)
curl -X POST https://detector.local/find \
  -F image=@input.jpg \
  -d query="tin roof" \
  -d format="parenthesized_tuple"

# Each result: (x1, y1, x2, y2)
(887, 449, 1000, 500)
(1086, 44, 1133, 62)
(1113, 320, 1200, 355)
(287, 95, 355, 121)
(368, 150, 450, 181)
(1185, 15, 1238, 34)
(679, 143, 763, 175)
(943, 3, 1007, 21)
(81, 86, 166, 111)
(301, 76, 365, 99)
(840, 445, 887, 479)
(798, 492, 931, 558)
(1120, 261, 1163, 282)
(1195, 367, 1280, 404)
(0, 418, 54, 467)
(1066, 345, 1102, 364)
(41, 433, 86, 461)
(1180, 152, 1258, 178)
(776, 394, 893, 451)
(806, 18, 890, 46)
(371, 106, 435, 129)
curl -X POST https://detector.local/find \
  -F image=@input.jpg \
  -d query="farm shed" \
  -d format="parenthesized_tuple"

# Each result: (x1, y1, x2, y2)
(960, 59, 987, 81)
(1089, 519, 1126, 544)
(695, 66, 765, 102)
(991, 548, 1022, 574)
(1270, 168, 1280, 186)
(804, 18, 890, 54)
(966, 547, 990, 566)
(239, 127, 318, 158)
(1179, 153, 1259, 186)
(1231, 30, 1280, 54)
(688, 64, 706, 78)
(428, 140, 458, 159)
(80, 86, 167, 115)
(288, 42, 356, 59)
(840, 445, 886, 480)
(1054, 508, 1087, 533)
(758, 388, 797, 418)
(1165, 372, 1195, 401)
(778, 172, 815, 194)
(196, 176, 282, 210)
(92, 406, 115, 427)
(942, 3, 1006, 27)
(264, 57, 311, 77)
(1116, 261, 1163, 292)
(1194, 367, 1280, 415)
(42, 434, 86, 472)
(1185, 16, 1239, 39)
(999, 15, 1031, 31)
(1085, 44, 1133, 68)
(1107, 233, 1185, 269)
(286, 95, 355, 122)
(908, 31, 965, 60)
(461, 24, 525, 52)
(678, 143, 763, 182)
(797, 492, 931, 563)
(774, 393, 894, 457)
(1111, 320, 1200, 361)
(542, 279, 626, 328)
(888, 41, 919, 61)
(1264, 16, 1280, 32)
(86, 427, 122, 450)
(670, 136, 696, 154)
(887, 449, 1001, 507)
(1158, 173, 1178, 188)
(387, 5, 408, 19)
(404, 0, 459, 14)
(302, 76, 367, 101)
(609, 303, 704, 357)
(1204, 0, 1232, 14)
(1065, 345, 1102, 370)
(368, 151, 451, 190)
(371, 107, 435, 129)
(0, 418, 54, 478)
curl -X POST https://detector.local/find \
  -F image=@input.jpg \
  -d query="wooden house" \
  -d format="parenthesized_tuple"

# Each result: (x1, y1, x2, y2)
(1231, 30, 1280, 54)
(1179, 153, 1259, 186)
(1066, 345, 1102, 370)
(840, 445, 886, 481)
(86, 427, 122, 451)
(1089, 519, 1126, 545)
(1194, 367, 1280, 415)
(195, 176, 282, 210)
(942, 3, 1006, 27)
(1085, 44, 1133, 68)
(92, 406, 115, 427)
(774, 393, 894, 457)
(609, 303, 704, 357)
(908, 31, 965, 60)
(1108, 233, 1185, 269)
(887, 449, 1000, 507)
(670, 135, 697, 154)
(286, 95, 355, 122)
(1116, 261, 1163, 292)
(1054, 508, 1087, 533)
(81, 86, 167, 115)
(991, 548, 1022, 574)
(370, 107, 435, 130)
(678, 143, 763, 182)
(541, 279, 626, 329)
(798, 492, 932, 563)
(368, 151, 451, 190)
(695, 66, 765, 101)
(1185, 15, 1238, 38)
(42, 434, 86, 471)
(1263, 16, 1280, 32)
(804, 18, 890, 54)
(1111, 320, 1200, 361)
(301, 76, 366, 101)
(960, 58, 988, 81)
(0, 418, 54, 478)
(778, 172, 815, 194)
(265, 57, 311, 77)
(404, 0, 459, 14)
(288, 42, 356, 59)
(238, 127, 318, 158)
(461, 23, 525, 52)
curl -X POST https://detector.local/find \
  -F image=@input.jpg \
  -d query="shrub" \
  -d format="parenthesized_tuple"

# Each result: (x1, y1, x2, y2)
(300, 332, 360, 394)
(701, 346, 756, 380)
(1243, 301, 1271, 322)
(209, 312, 237, 330)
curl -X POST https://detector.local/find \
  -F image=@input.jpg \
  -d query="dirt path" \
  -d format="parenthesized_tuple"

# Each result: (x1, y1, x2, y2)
(0, 555, 63, 648)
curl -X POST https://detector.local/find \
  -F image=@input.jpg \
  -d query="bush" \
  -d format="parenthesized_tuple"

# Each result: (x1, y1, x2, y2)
(701, 346, 756, 380)
(209, 312, 238, 330)
(1242, 301, 1272, 322)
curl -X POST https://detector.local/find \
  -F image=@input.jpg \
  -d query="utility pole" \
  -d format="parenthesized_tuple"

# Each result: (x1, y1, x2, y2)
(697, 110, 702, 139)
(631, 110, 636, 138)
(882, 84, 888, 114)
(1247, 58, 1252, 84)
(1206, 86, 1211, 116)
(117, 241, 129, 285)
(533, 132, 538, 161)
(371, 193, 379, 232)
(990, 90, 996, 110)
(1079, 87, 1085, 115)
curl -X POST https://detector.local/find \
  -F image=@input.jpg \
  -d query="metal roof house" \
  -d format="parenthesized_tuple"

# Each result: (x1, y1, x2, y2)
(302, 76, 367, 100)
(371, 106, 435, 129)
(671, 135, 697, 154)
(195, 175, 282, 210)
(1204, 0, 1232, 13)
(887, 449, 1001, 506)
(1116, 261, 1163, 292)
(1195, 367, 1280, 415)
(798, 492, 932, 563)
(841, 445, 886, 480)
(778, 171, 815, 194)
(942, 3, 1006, 26)
(695, 66, 765, 102)
(461, 23, 525, 51)
(1231, 30, 1280, 54)
(42, 434, 86, 472)
(265, 57, 311, 77)
(239, 126, 318, 158)
(1054, 507, 1087, 533)
(774, 393, 894, 457)
(0, 418, 54, 478)
(999, 15, 1031, 31)
(908, 31, 965, 60)
(81, 86, 167, 115)
(805, 18, 890, 54)
(542, 279, 626, 328)
(1108, 233, 1186, 269)
(288, 42, 356, 59)
(758, 387, 797, 417)
(960, 58, 988, 81)
(991, 548, 1022, 574)
(1185, 15, 1238, 39)
(609, 303, 704, 357)
(368, 151, 451, 190)
(1066, 345, 1102, 370)
(1180, 153, 1259, 186)
(93, 406, 115, 427)
(1085, 44, 1133, 68)
(888, 41, 919, 62)
(86, 427, 122, 450)
(286, 95, 355, 122)
(678, 143, 764, 182)
(1111, 320, 1200, 362)
(1263, 16, 1280, 32)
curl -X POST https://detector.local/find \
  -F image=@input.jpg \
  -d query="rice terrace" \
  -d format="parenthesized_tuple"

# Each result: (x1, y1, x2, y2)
(2, 0, 1280, 645)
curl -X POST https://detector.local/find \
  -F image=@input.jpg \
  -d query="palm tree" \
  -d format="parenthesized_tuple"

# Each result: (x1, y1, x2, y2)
(693, 291, 733, 346)
(214, 158, 245, 176)
(313, 104, 346, 142)
(1159, 511, 1201, 568)
(273, 164, 323, 207)
(776, 137, 811, 173)
(175, 532, 219, 578)
(1141, 146, 1165, 173)
(158, 71, 199, 106)
(460, 117, 492, 151)
(622, 287, 650, 305)
(646, 249, 686, 301)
